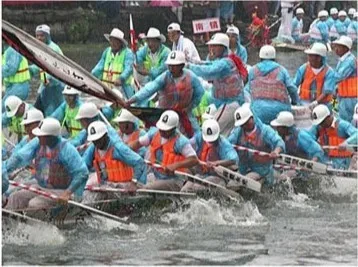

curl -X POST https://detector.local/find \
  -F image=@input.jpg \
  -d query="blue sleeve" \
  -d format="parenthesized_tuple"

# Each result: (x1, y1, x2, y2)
(70, 129, 87, 147)
(190, 71, 205, 109)
(136, 46, 147, 65)
(132, 72, 166, 102)
(338, 120, 358, 138)
(262, 124, 286, 152)
(82, 144, 95, 169)
(2, 113, 11, 129)
(220, 137, 239, 163)
(101, 105, 115, 121)
(108, 126, 122, 144)
(29, 64, 40, 78)
(334, 57, 356, 82)
(119, 49, 134, 83)
(91, 48, 107, 79)
(293, 64, 306, 87)
(322, 68, 336, 94)
(50, 102, 66, 122)
(319, 23, 329, 42)
(149, 46, 170, 80)
(188, 59, 232, 80)
(12, 136, 28, 155)
(345, 132, 358, 145)
(306, 126, 319, 140)
(281, 67, 299, 104)
(2, 48, 21, 78)
(227, 127, 240, 145)
(239, 45, 248, 64)
(2, 168, 9, 194)
(298, 130, 325, 161)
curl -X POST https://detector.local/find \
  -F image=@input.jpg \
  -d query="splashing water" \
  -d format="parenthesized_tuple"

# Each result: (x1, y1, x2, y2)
(85, 214, 139, 233)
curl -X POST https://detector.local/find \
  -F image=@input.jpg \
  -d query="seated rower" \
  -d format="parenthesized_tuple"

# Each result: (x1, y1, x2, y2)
(81, 121, 146, 202)
(181, 119, 238, 192)
(308, 104, 357, 169)
(227, 105, 285, 186)
(130, 110, 198, 191)
(4, 118, 88, 210)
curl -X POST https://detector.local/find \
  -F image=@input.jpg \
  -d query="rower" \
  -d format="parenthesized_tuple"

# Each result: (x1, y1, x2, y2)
(294, 42, 335, 110)
(309, 10, 329, 44)
(91, 28, 135, 100)
(2, 96, 31, 143)
(130, 110, 199, 191)
(245, 45, 299, 124)
(226, 25, 248, 64)
(50, 85, 83, 139)
(348, 8, 356, 20)
(347, 12, 358, 44)
(291, 8, 309, 43)
(308, 104, 357, 169)
(4, 118, 89, 209)
(81, 121, 146, 202)
(181, 119, 238, 192)
(31, 24, 65, 116)
(332, 36, 357, 122)
(330, 11, 349, 40)
(2, 40, 30, 111)
(326, 8, 339, 29)
(113, 108, 147, 157)
(227, 105, 285, 186)
(125, 51, 205, 138)
(187, 33, 247, 136)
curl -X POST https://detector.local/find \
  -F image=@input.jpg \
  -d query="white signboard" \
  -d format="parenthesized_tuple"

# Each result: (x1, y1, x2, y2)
(192, 18, 221, 34)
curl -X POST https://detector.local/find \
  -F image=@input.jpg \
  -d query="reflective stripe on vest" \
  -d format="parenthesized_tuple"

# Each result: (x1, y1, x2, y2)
(310, 24, 323, 40)
(251, 67, 290, 103)
(300, 64, 331, 103)
(62, 105, 82, 138)
(2, 49, 30, 84)
(93, 146, 133, 183)
(158, 72, 193, 109)
(144, 45, 166, 71)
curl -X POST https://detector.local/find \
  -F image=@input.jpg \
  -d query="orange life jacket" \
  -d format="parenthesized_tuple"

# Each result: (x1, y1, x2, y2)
(337, 76, 358, 98)
(199, 141, 220, 173)
(120, 130, 140, 146)
(300, 64, 332, 103)
(93, 146, 133, 183)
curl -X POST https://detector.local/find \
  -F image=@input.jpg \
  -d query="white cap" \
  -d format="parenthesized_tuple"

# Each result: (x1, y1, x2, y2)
(113, 109, 138, 123)
(165, 51, 186, 65)
(202, 119, 220, 142)
(75, 102, 99, 120)
(144, 27, 166, 43)
(312, 104, 330, 125)
(296, 8, 304, 15)
(354, 12, 358, 18)
(330, 8, 338, 15)
(202, 104, 217, 120)
(206, 33, 230, 48)
(332, 36, 353, 49)
(348, 8, 356, 15)
(5, 96, 23, 118)
(104, 28, 128, 46)
(167, 22, 184, 34)
(338, 10, 347, 17)
(270, 111, 294, 127)
(156, 110, 179, 131)
(32, 118, 61, 136)
(36, 24, 50, 34)
(318, 10, 329, 18)
(304, 42, 327, 57)
(62, 85, 79, 95)
(21, 108, 44, 125)
(259, 45, 276, 59)
(87, 121, 108, 141)
(226, 25, 240, 35)
(234, 105, 253, 126)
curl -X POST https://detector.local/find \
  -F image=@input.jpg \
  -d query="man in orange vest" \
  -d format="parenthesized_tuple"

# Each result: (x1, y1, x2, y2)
(308, 104, 357, 169)
(294, 42, 335, 111)
(82, 121, 146, 202)
(130, 110, 199, 191)
(332, 36, 357, 122)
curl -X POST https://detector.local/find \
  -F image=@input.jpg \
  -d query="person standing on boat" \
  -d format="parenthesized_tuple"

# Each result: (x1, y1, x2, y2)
(113, 109, 147, 158)
(81, 121, 146, 201)
(130, 110, 199, 191)
(291, 8, 309, 43)
(187, 33, 247, 136)
(4, 118, 89, 209)
(50, 85, 83, 139)
(309, 10, 329, 43)
(125, 51, 204, 138)
(92, 28, 135, 100)
(181, 119, 238, 192)
(347, 12, 358, 44)
(167, 22, 201, 63)
(308, 104, 357, 169)
(276, 0, 296, 44)
(226, 25, 248, 64)
(2, 41, 31, 112)
(245, 45, 299, 124)
(30, 24, 65, 117)
(326, 8, 339, 29)
(294, 42, 335, 110)
(332, 36, 357, 122)
(329, 11, 349, 40)
(227, 105, 285, 186)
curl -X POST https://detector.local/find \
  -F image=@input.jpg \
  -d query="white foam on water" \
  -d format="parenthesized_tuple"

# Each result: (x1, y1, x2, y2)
(86, 214, 138, 232)
(320, 176, 357, 197)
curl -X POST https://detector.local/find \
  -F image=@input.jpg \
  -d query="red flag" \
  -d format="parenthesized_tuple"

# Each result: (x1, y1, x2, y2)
(129, 13, 137, 52)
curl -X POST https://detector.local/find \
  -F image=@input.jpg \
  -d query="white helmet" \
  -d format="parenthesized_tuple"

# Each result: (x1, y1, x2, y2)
(304, 42, 327, 57)
(332, 36, 353, 49)
(348, 8, 356, 15)
(259, 45, 276, 59)
(4, 95, 23, 118)
(156, 110, 179, 131)
(270, 111, 294, 127)
(202, 104, 218, 120)
(330, 8, 338, 15)
(312, 104, 330, 125)
(226, 25, 240, 36)
(206, 33, 230, 48)
(62, 85, 79, 95)
(234, 105, 253, 126)
(113, 109, 137, 123)
(32, 118, 61, 136)
(36, 24, 50, 35)
(296, 8, 304, 15)
(87, 121, 108, 141)
(75, 102, 99, 120)
(318, 10, 329, 18)
(202, 119, 220, 142)
(21, 108, 44, 125)
(338, 10, 347, 17)
(165, 51, 186, 65)
(354, 12, 358, 19)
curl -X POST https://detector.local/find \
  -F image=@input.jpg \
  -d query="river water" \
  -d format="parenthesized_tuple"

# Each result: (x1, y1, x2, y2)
(2, 43, 357, 265)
